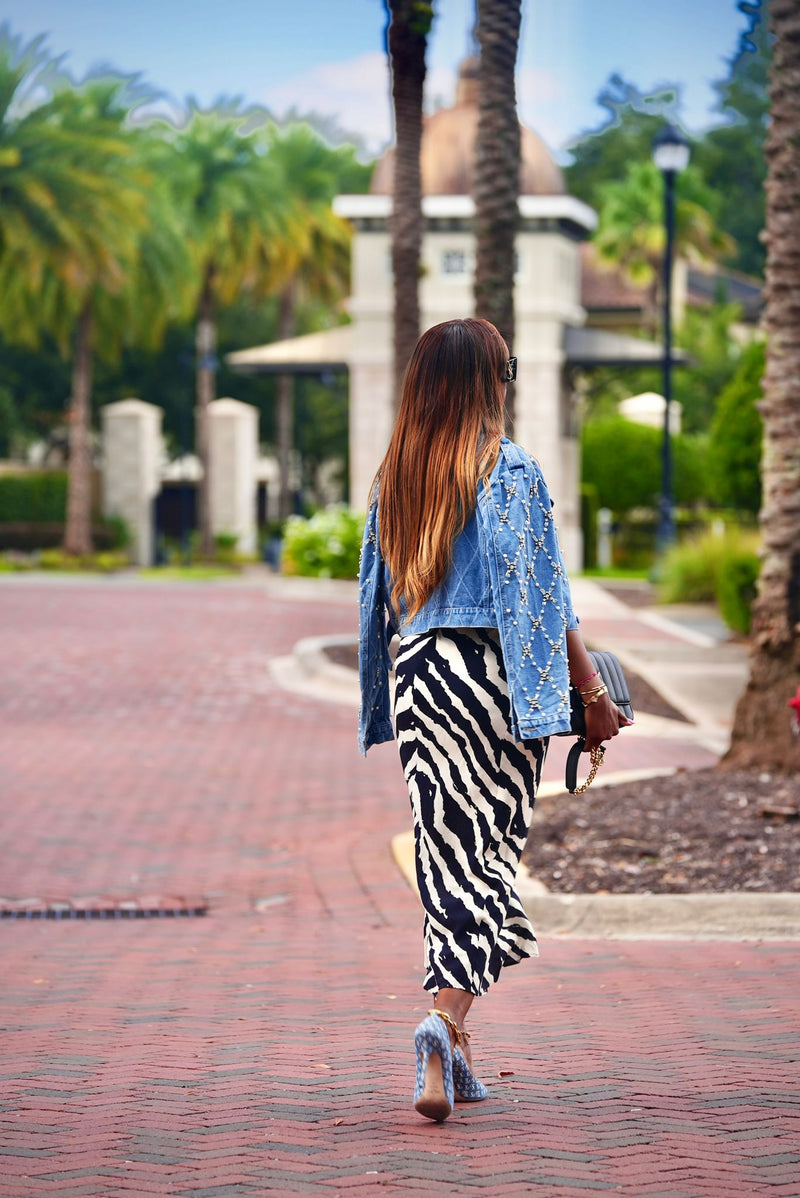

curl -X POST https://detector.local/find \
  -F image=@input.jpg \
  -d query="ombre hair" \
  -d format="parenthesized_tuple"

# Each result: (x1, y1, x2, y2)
(376, 318, 509, 620)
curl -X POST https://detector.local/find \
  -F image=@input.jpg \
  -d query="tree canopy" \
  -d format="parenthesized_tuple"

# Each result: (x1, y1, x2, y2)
(566, 0, 771, 279)
(693, 1, 771, 277)
(0, 25, 370, 514)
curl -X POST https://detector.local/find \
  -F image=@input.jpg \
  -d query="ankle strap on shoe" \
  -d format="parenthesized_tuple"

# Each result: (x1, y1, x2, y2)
(429, 1008, 470, 1046)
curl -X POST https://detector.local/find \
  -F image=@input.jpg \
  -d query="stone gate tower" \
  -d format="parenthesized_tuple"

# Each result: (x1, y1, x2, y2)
(333, 59, 595, 566)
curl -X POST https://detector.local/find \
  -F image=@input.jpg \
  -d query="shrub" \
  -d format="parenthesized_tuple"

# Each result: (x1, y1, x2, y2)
(657, 527, 761, 633)
(708, 340, 764, 514)
(657, 531, 725, 603)
(717, 551, 760, 635)
(582, 418, 661, 511)
(580, 483, 599, 570)
(282, 507, 363, 579)
(673, 433, 710, 508)
(0, 386, 18, 458)
(582, 417, 709, 512)
(101, 514, 131, 550)
(608, 510, 716, 571)
(0, 472, 67, 522)
(35, 548, 128, 572)
(214, 532, 239, 565)
(38, 548, 81, 571)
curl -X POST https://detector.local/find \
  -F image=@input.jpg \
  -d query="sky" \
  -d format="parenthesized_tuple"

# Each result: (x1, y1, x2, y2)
(1, 0, 750, 158)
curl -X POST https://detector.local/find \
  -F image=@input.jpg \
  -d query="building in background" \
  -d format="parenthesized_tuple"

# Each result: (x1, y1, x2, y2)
(229, 61, 682, 569)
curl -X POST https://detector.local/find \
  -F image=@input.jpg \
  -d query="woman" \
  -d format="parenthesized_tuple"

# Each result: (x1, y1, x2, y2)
(358, 318, 627, 1122)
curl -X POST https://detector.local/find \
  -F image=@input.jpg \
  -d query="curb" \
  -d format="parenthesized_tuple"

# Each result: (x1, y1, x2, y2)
(515, 888, 800, 940)
(391, 830, 800, 940)
(269, 634, 361, 706)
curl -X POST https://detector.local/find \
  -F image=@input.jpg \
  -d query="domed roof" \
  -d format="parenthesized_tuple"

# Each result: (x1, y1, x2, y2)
(370, 57, 565, 198)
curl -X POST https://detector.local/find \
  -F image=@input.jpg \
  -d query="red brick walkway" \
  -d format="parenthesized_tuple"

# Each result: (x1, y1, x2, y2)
(1, 580, 798, 1197)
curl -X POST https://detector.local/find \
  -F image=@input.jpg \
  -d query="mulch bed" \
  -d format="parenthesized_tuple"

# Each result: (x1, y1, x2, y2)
(327, 602, 799, 893)
(523, 769, 800, 894)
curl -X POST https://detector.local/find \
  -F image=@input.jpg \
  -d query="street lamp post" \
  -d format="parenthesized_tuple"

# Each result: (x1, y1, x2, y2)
(652, 125, 690, 552)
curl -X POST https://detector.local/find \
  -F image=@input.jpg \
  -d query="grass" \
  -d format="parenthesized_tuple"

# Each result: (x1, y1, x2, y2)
(581, 567, 650, 581)
(138, 565, 242, 581)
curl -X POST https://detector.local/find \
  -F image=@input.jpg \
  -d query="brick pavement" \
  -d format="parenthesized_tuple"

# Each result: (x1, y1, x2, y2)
(1, 579, 798, 1197)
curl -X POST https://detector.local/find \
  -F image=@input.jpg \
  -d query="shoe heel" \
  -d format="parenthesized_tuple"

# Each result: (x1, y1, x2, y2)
(413, 1015, 454, 1122)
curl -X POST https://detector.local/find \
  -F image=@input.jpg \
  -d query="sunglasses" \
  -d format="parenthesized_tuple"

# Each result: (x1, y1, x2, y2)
(504, 357, 517, 383)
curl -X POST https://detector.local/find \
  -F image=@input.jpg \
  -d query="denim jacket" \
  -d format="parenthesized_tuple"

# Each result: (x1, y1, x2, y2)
(358, 438, 579, 755)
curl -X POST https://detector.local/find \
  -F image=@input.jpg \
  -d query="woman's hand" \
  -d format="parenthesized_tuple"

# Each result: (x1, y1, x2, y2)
(583, 692, 634, 753)
(565, 630, 634, 753)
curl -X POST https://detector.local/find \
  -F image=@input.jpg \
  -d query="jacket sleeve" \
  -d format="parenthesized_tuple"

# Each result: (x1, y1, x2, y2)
(357, 500, 395, 756)
(483, 447, 574, 739)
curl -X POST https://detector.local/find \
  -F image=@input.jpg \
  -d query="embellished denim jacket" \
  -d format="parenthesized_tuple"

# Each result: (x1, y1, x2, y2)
(358, 438, 579, 755)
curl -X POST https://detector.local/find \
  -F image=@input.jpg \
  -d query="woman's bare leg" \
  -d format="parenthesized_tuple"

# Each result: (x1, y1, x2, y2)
(433, 987, 475, 1066)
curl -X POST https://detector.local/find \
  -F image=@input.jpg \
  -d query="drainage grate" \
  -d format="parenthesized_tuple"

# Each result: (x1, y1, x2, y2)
(0, 897, 209, 920)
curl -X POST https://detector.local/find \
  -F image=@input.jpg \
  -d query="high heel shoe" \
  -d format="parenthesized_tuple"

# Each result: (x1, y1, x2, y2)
(413, 1013, 454, 1121)
(452, 1046, 488, 1101)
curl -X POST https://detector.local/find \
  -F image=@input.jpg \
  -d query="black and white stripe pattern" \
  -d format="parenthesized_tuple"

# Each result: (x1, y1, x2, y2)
(393, 627, 547, 997)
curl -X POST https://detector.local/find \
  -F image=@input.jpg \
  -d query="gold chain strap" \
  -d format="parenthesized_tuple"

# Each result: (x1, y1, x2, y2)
(429, 1008, 469, 1046)
(572, 745, 605, 794)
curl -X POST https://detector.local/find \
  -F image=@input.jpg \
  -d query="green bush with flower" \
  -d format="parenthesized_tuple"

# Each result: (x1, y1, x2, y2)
(281, 507, 364, 579)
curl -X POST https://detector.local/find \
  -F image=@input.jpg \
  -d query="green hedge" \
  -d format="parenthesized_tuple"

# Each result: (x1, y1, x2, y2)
(580, 483, 599, 570)
(582, 417, 708, 511)
(0, 472, 68, 522)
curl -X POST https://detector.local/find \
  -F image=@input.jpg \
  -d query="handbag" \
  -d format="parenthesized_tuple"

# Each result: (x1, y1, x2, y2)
(557, 650, 634, 794)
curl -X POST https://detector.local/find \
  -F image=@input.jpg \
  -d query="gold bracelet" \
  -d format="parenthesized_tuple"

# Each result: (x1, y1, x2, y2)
(582, 686, 608, 707)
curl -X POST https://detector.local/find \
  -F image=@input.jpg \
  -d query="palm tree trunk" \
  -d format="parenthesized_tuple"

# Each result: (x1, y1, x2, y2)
(196, 262, 217, 559)
(277, 281, 296, 521)
(386, 0, 430, 406)
(725, 0, 800, 773)
(474, 0, 522, 422)
(63, 299, 94, 557)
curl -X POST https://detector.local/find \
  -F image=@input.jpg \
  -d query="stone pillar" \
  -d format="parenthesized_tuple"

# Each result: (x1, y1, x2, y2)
(206, 398, 258, 555)
(102, 399, 163, 566)
(349, 361, 393, 508)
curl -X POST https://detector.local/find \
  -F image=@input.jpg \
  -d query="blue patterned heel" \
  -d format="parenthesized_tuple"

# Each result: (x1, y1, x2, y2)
(413, 1014, 454, 1121)
(452, 1046, 488, 1101)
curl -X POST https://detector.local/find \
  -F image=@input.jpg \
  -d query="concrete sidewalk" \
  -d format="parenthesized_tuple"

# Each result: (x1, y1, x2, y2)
(1, 575, 798, 1197)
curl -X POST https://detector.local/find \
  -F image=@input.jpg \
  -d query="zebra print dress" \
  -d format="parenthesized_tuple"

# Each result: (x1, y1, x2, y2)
(393, 627, 548, 997)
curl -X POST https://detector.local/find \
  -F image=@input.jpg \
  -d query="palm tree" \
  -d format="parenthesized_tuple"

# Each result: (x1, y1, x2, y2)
(593, 160, 735, 328)
(725, 0, 800, 774)
(384, 0, 434, 404)
(474, 0, 522, 419)
(0, 44, 151, 555)
(166, 108, 284, 556)
(261, 124, 355, 520)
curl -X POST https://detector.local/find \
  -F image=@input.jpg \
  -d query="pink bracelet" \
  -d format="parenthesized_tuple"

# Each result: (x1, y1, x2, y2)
(575, 669, 600, 687)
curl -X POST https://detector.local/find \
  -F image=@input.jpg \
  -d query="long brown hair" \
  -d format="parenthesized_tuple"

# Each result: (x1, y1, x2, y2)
(376, 318, 508, 620)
